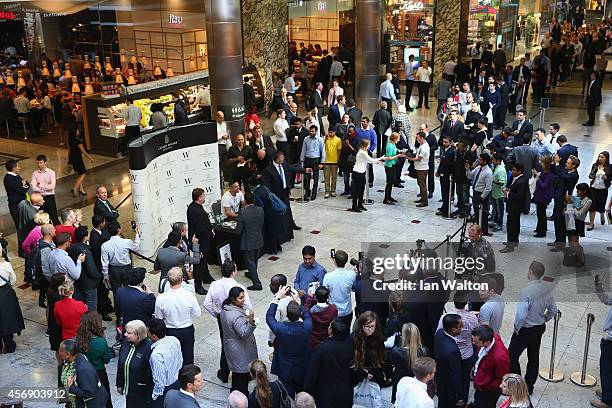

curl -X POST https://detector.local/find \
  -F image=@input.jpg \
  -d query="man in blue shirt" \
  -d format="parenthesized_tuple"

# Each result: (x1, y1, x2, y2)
(300, 125, 325, 201)
(356, 117, 377, 186)
(322, 250, 356, 328)
(294, 245, 326, 298)
(379, 73, 398, 115)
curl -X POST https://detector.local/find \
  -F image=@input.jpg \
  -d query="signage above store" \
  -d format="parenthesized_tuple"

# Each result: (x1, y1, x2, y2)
(399, 0, 425, 11)
(317, 1, 327, 11)
(168, 14, 183, 27)
(0, 11, 17, 20)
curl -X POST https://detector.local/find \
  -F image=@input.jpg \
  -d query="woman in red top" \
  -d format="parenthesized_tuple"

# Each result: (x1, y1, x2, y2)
(53, 279, 87, 340)
(499, 373, 533, 408)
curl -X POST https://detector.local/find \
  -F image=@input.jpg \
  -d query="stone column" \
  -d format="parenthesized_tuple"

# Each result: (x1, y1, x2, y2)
(433, 0, 469, 83)
(242, 0, 288, 107)
(204, 0, 246, 138)
(355, 0, 381, 117)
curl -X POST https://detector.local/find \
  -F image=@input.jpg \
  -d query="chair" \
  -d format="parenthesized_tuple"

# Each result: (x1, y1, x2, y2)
(211, 199, 222, 219)
(17, 115, 29, 140)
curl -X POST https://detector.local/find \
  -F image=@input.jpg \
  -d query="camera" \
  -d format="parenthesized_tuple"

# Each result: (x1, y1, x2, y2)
(349, 251, 364, 267)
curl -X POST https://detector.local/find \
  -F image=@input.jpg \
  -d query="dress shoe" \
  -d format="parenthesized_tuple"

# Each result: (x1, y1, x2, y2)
(331, 192, 336, 197)
(101, 314, 113, 322)
(394, 184, 404, 188)
(247, 284, 263, 291)
(359, 206, 368, 211)
(582, 122, 594, 126)
(590, 400, 611, 408)
(217, 370, 229, 383)
(500, 246, 515, 253)
(389, 197, 398, 203)
(428, 193, 433, 199)
(311, 193, 317, 201)
(435, 210, 445, 216)
(416, 203, 428, 207)
(195, 287, 208, 295)
(340, 191, 350, 196)
(39, 300, 47, 308)
(293, 224, 302, 230)
(383, 200, 395, 205)
(533, 233, 546, 238)
(302, 195, 310, 202)
(398, 179, 405, 183)
(324, 193, 330, 199)
(368, 183, 374, 188)
(348, 208, 362, 213)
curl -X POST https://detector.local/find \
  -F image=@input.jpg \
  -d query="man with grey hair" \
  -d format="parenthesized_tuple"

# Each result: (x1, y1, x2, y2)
(155, 267, 201, 366)
(295, 392, 316, 408)
(227, 390, 248, 408)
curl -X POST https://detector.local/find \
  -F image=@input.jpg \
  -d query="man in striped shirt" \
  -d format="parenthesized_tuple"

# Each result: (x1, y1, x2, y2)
(148, 318, 182, 408)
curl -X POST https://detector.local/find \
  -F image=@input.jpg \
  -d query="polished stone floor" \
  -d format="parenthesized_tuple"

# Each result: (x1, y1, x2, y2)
(0, 77, 610, 408)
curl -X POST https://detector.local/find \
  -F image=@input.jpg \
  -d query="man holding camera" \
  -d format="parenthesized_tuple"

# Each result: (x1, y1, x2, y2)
(323, 250, 356, 327)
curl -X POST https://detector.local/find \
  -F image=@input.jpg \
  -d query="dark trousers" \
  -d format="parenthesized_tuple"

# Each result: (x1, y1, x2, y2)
(494, 105, 507, 128)
(493, 197, 505, 227)
(151, 380, 180, 408)
(416, 170, 428, 204)
(428, 161, 435, 194)
(8, 204, 19, 229)
(339, 313, 353, 328)
(474, 389, 501, 408)
(587, 102, 596, 125)
(232, 168, 251, 192)
(231, 371, 251, 397)
(506, 209, 522, 243)
(303, 157, 320, 196)
(382, 97, 393, 115)
(38, 277, 49, 306)
(405, 80, 414, 106)
(109, 264, 131, 322)
(276, 141, 288, 156)
(509, 324, 546, 392)
(343, 171, 351, 194)
(217, 316, 230, 380)
(80, 287, 98, 313)
(124, 125, 141, 155)
(367, 151, 374, 185)
(440, 174, 452, 212)
(97, 368, 114, 408)
(243, 249, 261, 286)
(384, 165, 396, 201)
(166, 325, 195, 366)
(395, 157, 406, 181)
(1, 334, 16, 352)
(535, 202, 548, 234)
(97, 281, 114, 315)
(461, 356, 474, 403)
(472, 60, 481, 77)
(473, 191, 490, 235)
(41, 194, 60, 225)
(456, 182, 470, 216)
(417, 82, 430, 108)
(352, 172, 366, 210)
(193, 250, 213, 285)
(553, 199, 566, 243)
(601, 339, 612, 405)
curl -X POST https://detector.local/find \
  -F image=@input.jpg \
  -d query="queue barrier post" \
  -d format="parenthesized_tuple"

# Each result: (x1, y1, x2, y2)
(570, 313, 597, 387)
(539, 310, 564, 382)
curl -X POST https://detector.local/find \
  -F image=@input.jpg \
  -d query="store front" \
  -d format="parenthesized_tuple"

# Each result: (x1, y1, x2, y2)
(465, 0, 518, 61)
(515, 0, 544, 58)
(385, 0, 435, 79)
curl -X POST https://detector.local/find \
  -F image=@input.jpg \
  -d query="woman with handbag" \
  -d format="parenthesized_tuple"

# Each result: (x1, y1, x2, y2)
(587, 151, 611, 231)
(565, 183, 593, 266)
(349, 139, 384, 212)
(532, 156, 557, 237)
(0, 253, 25, 354)
(248, 359, 291, 408)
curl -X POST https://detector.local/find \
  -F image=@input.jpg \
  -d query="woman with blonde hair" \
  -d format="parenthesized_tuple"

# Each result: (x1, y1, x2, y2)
(21, 211, 50, 256)
(386, 322, 428, 403)
(499, 373, 533, 408)
(248, 359, 286, 408)
(53, 279, 87, 341)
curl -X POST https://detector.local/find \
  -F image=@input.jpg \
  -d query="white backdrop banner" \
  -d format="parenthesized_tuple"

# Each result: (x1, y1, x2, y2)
(128, 121, 220, 257)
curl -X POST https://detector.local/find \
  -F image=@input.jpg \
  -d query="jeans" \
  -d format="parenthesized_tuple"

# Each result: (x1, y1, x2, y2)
(343, 170, 351, 194)
(81, 287, 98, 313)
(509, 324, 546, 392)
(493, 197, 505, 227)
(456, 183, 470, 215)
(323, 164, 338, 194)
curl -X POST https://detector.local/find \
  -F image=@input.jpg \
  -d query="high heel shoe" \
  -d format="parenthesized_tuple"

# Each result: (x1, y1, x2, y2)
(79, 190, 87, 196)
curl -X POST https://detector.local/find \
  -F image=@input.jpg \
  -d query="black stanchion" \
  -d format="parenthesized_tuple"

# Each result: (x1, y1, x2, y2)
(539, 310, 564, 382)
(570, 313, 597, 387)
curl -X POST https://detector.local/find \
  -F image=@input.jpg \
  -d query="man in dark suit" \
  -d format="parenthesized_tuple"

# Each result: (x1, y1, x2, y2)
(346, 99, 362, 125)
(555, 135, 578, 168)
(286, 118, 309, 167)
(512, 58, 531, 107)
(3, 159, 29, 228)
(68, 226, 102, 312)
(114, 267, 156, 326)
(154, 231, 201, 291)
(500, 163, 529, 253)
(266, 287, 313, 398)
(327, 95, 343, 131)
(243, 76, 257, 113)
(440, 110, 465, 143)
(510, 110, 533, 147)
(304, 318, 354, 408)
(186, 188, 214, 294)
(506, 135, 538, 177)
(549, 154, 579, 249)
(372, 101, 393, 157)
(308, 82, 325, 133)
(583, 72, 602, 126)
(93, 185, 119, 224)
(90, 215, 113, 321)
(434, 314, 464, 408)
(237, 193, 264, 290)
(262, 151, 301, 231)
(436, 136, 456, 217)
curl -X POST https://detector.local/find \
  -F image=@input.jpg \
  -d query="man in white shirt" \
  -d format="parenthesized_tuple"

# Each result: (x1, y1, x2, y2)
(396, 357, 437, 408)
(148, 318, 183, 408)
(327, 80, 344, 107)
(192, 86, 211, 119)
(203, 260, 251, 383)
(378, 73, 398, 114)
(443, 56, 457, 85)
(284, 72, 300, 101)
(329, 56, 344, 81)
(31, 154, 60, 225)
(155, 267, 201, 366)
(101, 221, 140, 295)
(216, 110, 230, 156)
(407, 131, 430, 207)
(221, 181, 245, 219)
(544, 123, 561, 151)
(116, 97, 142, 142)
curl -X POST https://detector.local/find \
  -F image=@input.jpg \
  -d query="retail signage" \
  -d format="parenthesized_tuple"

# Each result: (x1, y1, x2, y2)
(399, 0, 425, 11)
(168, 13, 183, 26)
(218, 104, 246, 121)
(317, 1, 327, 11)
(101, 82, 123, 99)
(128, 122, 220, 257)
(0, 11, 17, 20)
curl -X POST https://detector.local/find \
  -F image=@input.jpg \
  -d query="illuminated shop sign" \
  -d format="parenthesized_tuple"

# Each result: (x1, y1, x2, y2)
(168, 13, 183, 26)
(0, 11, 17, 20)
(317, 1, 327, 11)
(399, 0, 425, 11)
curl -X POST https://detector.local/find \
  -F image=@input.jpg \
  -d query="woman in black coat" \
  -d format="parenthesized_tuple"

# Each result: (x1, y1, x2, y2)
(116, 320, 153, 407)
(251, 175, 288, 255)
(62, 339, 110, 408)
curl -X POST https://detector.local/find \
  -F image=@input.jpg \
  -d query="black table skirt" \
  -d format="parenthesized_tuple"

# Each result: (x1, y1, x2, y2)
(207, 225, 264, 270)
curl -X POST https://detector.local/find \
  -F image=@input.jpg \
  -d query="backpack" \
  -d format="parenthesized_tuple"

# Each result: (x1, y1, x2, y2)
(26, 239, 52, 284)
(254, 185, 287, 214)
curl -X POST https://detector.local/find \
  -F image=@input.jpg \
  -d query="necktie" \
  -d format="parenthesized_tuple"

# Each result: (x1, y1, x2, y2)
(551, 136, 556, 145)
(331, 89, 336, 106)
(278, 164, 286, 189)
(451, 121, 455, 128)
(104, 200, 112, 212)
(472, 168, 482, 188)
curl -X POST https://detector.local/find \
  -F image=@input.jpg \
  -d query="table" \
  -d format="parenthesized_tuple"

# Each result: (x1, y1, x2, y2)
(206, 223, 265, 270)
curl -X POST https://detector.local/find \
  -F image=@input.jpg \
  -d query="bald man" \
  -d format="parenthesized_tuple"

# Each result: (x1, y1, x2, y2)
(227, 390, 248, 408)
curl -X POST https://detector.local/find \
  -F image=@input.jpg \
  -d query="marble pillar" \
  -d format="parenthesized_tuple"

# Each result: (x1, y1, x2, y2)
(204, 0, 246, 137)
(242, 0, 288, 107)
(355, 0, 382, 117)
(433, 0, 468, 83)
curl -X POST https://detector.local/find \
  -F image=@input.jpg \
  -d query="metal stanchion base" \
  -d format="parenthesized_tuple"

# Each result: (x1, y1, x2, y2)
(539, 368, 564, 382)
(570, 372, 597, 387)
